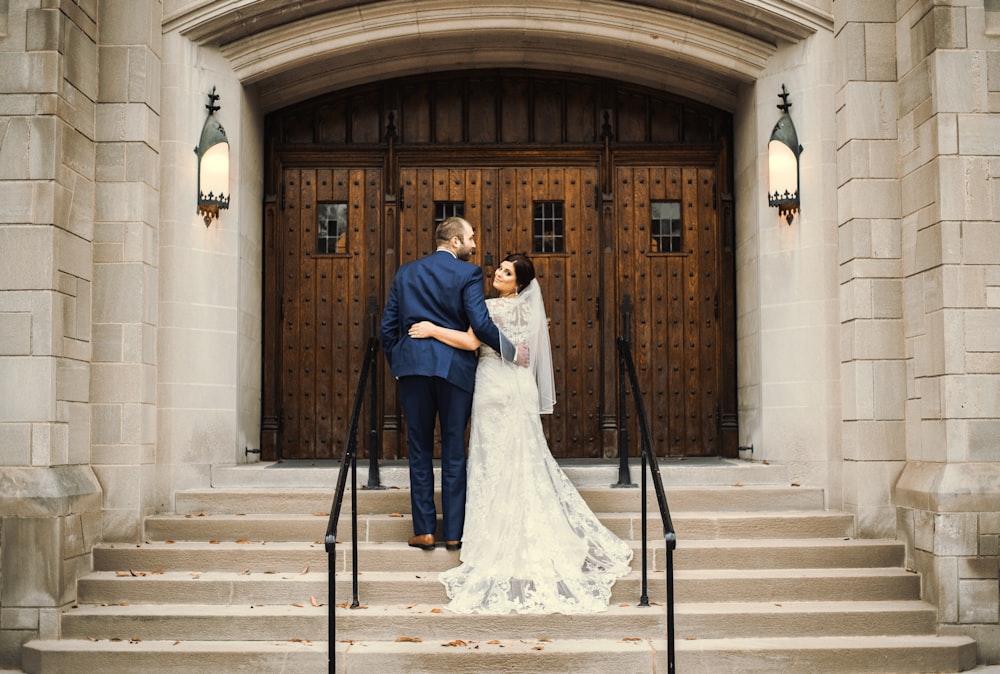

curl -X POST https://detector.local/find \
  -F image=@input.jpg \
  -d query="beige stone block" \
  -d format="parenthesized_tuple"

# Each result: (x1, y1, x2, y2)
(958, 112, 1000, 154)
(56, 358, 88, 403)
(837, 21, 866, 81)
(968, 419, 1000, 462)
(96, 102, 160, 147)
(940, 157, 993, 221)
(854, 504, 897, 538)
(901, 162, 938, 225)
(0, 312, 31, 355)
(871, 278, 901, 318)
(0, 608, 38, 631)
(101, 507, 141, 543)
(63, 17, 98, 101)
(967, 351, 1000, 373)
(842, 81, 897, 140)
(981, 534, 1000, 557)
(864, 22, 896, 81)
(90, 444, 155, 466)
(98, 45, 129, 102)
(964, 220, 1000, 265)
(841, 361, 872, 421)
(0, 358, 54, 421)
(0, 116, 56, 181)
(91, 322, 123, 362)
(936, 512, 979, 556)
(914, 507, 936, 553)
(933, 50, 986, 114)
(966, 309, 1000, 352)
(834, 0, 895, 28)
(0, 227, 54, 288)
(90, 404, 122, 444)
(93, 464, 140, 510)
(93, 262, 143, 323)
(982, 512, 1000, 535)
(944, 374, 1000, 418)
(0, 52, 59, 94)
(0, 423, 30, 466)
(95, 143, 126, 182)
(90, 362, 143, 404)
(873, 359, 906, 419)
(66, 401, 89, 465)
(0, 516, 61, 606)
(898, 59, 931, 119)
(839, 177, 901, 222)
(959, 579, 999, 623)
(960, 557, 999, 580)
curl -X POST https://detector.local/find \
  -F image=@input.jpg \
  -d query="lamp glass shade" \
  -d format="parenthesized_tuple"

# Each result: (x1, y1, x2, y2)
(199, 142, 229, 202)
(768, 139, 798, 203)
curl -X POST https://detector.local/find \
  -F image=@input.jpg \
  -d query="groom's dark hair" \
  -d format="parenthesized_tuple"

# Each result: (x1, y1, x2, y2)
(504, 253, 535, 293)
(436, 217, 469, 245)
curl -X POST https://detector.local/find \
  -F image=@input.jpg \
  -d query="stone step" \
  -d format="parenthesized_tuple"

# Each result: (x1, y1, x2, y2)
(328, 601, 937, 640)
(21, 634, 979, 674)
(77, 567, 921, 606)
(210, 457, 789, 490)
(174, 484, 824, 515)
(59, 600, 939, 642)
(142, 510, 854, 542)
(93, 538, 905, 574)
(20, 634, 980, 674)
(58, 604, 665, 641)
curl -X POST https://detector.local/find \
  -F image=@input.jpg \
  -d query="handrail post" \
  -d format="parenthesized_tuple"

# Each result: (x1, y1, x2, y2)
(366, 297, 385, 490)
(613, 295, 636, 489)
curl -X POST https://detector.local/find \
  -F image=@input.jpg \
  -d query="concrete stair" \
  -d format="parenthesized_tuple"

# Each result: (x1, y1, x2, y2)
(21, 460, 978, 672)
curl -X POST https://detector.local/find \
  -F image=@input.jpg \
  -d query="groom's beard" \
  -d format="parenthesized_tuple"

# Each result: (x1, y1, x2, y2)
(456, 245, 474, 261)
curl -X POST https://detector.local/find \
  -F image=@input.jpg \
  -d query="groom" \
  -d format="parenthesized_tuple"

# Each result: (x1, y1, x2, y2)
(380, 217, 520, 551)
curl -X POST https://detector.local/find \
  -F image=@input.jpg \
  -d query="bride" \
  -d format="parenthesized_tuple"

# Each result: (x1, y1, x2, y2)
(407, 253, 633, 614)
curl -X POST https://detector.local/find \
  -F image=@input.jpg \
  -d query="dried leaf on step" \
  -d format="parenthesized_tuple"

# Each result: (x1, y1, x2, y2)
(151, 570, 164, 575)
(622, 637, 642, 642)
(390, 485, 400, 489)
(264, 570, 277, 574)
(388, 512, 404, 518)
(617, 603, 630, 607)
(239, 569, 251, 575)
(313, 512, 329, 517)
(118, 602, 129, 606)
(235, 539, 256, 544)
(649, 601, 662, 606)
(301, 566, 309, 574)
(684, 637, 698, 641)
(405, 603, 417, 609)
(290, 637, 312, 643)
(538, 638, 552, 642)
(130, 638, 142, 643)
(210, 540, 219, 545)
(310, 596, 320, 607)
(443, 640, 467, 647)
(189, 573, 201, 579)
(774, 603, 782, 606)
(110, 638, 123, 642)
(487, 640, 500, 645)
(165, 540, 175, 544)
(336, 602, 349, 608)
(292, 603, 304, 608)
(115, 571, 130, 577)
(396, 637, 422, 643)
(339, 639, 355, 644)
(173, 641, 180, 646)
(732, 483, 743, 487)
(87, 637, 97, 642)
(790, 483, 800, 487)
(130, 569, 146, 576)
(430, 608, 442, 613)
(762, 460, 770, 465)
(532, 646, 544, 651)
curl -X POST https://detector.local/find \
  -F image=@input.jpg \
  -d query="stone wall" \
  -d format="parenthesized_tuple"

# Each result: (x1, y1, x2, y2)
(0, 1, 103, 665)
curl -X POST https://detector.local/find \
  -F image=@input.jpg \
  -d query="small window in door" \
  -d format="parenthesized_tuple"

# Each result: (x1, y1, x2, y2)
(317, 202, 349, 254)
(434, 202, 465, 225)
(651, 201, 682, 253)
(533, 201, 564, 253)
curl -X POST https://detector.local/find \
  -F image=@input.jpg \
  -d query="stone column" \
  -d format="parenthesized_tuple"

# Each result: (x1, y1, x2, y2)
(0, 1, 102, 665)
(834, 0, 906, 537)
(90, 0, 162, 542)
(893, 1, 1000, 662)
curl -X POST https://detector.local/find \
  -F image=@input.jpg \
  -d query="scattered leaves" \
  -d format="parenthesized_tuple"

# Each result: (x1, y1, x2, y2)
(396, 637, 422, 643)
(209, 540, 219, 545)
(443, 640, 467, 647)
(110, 638, 123, 643)
(290, 638, 312, 644)
(732, 482, 743, 487)
(184, 512, 209, 518)
(388, 513, 404, 518)
(486, 640, 500, 645)
(235, 539, 256, 544)
(165, 540, 175, 544)
(129, 638, 142, 644)
(430, 608, 442, 613)
(532, 646, 544, 651)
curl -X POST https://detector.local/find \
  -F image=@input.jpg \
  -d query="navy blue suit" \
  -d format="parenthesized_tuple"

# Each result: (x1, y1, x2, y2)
(381, 250, 510, 541)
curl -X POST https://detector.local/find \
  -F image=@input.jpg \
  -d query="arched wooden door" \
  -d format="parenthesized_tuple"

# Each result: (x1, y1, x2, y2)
(385, 164, 603, 459)
(261, 69, 738, 461)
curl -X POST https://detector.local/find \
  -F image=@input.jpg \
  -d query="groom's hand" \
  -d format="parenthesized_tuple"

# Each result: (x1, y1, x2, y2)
(515, 343, 530, 367)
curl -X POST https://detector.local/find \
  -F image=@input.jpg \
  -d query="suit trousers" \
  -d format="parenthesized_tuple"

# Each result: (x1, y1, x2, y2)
(397, 375, 473, 542)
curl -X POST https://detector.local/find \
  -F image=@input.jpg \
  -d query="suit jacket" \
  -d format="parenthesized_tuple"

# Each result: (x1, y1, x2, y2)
(381, 250, 508, 393)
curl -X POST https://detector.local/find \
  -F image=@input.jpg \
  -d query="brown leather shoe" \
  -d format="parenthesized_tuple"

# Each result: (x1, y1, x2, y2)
(445, 540, 462, 551)
(408, 533, 435, 550)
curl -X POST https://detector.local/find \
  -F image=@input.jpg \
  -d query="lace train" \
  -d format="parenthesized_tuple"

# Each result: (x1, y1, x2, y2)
(439, 298, 632, 614)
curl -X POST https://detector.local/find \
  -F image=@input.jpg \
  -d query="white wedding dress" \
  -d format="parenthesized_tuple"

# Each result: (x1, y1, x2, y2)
(439, 293, 633, 614)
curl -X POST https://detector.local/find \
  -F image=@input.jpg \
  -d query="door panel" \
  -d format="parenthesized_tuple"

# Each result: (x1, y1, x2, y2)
(279, 167, 383, 460)
(388, 165, 602, 458)
(616, 166, 721, 456)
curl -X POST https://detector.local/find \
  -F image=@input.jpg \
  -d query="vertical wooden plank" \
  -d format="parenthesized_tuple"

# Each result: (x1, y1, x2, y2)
(664, 167, 685, 455)
(281, 169, 302, 458)
(698, 168, 719, 454)
(682, 167, 701, 454)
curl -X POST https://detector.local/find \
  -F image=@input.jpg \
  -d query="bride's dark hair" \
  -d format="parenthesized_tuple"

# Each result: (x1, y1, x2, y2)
(504, 253, 535, 293)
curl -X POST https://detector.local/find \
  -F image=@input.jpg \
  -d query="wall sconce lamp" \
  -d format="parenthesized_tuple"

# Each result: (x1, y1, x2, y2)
(767, 84, 802, 225)
(194, 87, 230, 226)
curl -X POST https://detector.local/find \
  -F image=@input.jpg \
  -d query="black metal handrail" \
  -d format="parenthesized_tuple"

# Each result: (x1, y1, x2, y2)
(617, 335, 677, 672)
(324, 336, 380, 673)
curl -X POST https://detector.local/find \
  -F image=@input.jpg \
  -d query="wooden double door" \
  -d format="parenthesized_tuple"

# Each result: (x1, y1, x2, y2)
(267, 160, 729, 460)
